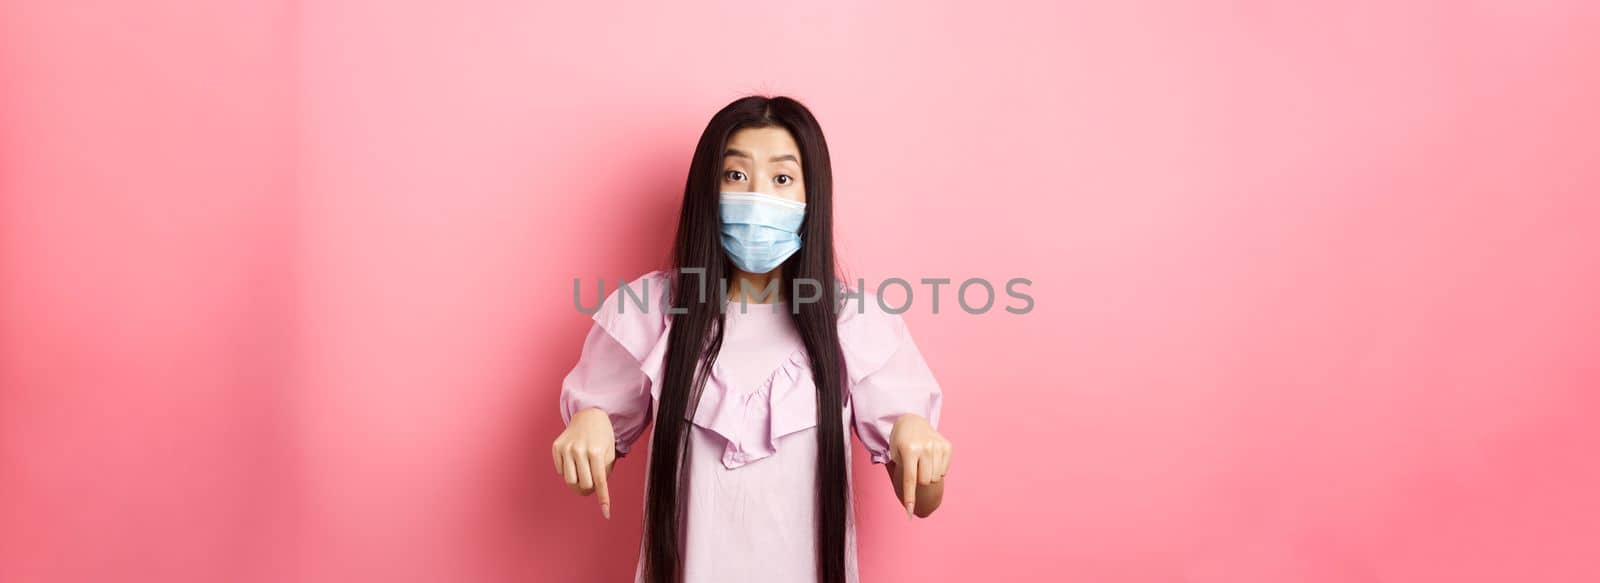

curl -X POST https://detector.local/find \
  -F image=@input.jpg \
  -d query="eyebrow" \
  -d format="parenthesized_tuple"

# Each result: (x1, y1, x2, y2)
(723, 148, 800, 164)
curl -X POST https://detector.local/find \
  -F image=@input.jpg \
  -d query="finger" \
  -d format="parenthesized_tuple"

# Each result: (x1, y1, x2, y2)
(918, 450, 936, 486)
(589, 449, 612, 520)
(573, 447, 595, 492)
(899, 449, 919, 518)
(561, 448, 578, 489)
(552, 440, 564, 475)
(937, 444, 951, 481)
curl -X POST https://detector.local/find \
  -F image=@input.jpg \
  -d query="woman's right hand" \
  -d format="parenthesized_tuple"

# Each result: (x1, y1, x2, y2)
(552, 407, 618, 519)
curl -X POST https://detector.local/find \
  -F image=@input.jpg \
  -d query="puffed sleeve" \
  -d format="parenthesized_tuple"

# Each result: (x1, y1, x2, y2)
(558, 271, 670, 457)
(559, 324, 653, 456)
(841, 296, 944, 465)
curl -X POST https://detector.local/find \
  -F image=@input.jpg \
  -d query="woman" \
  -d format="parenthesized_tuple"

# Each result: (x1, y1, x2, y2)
(553, 95, 951, 583)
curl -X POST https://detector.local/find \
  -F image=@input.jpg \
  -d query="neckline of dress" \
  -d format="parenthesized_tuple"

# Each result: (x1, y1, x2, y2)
(722, 299, 791, 316)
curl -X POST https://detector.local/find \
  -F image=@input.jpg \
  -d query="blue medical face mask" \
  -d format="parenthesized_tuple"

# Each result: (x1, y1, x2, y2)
(719, 191, 806, 274)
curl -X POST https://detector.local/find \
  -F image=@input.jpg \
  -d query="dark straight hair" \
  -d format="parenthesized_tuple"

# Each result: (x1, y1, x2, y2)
(642, 95, 847, 583)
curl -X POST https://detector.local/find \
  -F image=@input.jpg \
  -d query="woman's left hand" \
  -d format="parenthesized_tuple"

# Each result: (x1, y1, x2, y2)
(887, 414, 951, 518)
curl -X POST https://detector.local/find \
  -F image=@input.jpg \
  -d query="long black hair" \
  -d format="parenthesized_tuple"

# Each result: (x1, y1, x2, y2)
(642, 95, 847, 583)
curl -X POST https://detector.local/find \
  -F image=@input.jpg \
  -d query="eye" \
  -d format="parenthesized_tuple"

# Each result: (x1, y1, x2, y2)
(724, 170, 747, 182)
(774, 174, 794, 186)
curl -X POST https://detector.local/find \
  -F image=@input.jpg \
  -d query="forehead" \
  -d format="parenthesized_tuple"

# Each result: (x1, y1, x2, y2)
(724, 126, 801, 159)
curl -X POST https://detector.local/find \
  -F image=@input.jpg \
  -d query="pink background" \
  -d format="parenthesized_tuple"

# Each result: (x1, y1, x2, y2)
(3, 1, 1598, 582)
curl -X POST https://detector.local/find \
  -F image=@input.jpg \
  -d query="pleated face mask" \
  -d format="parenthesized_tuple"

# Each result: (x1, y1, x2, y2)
(719, 191, 806, 274)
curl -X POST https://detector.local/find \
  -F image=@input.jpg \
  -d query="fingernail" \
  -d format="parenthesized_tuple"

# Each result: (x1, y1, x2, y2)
(905, 503, 914, 519)
(601, 504, 611, 520)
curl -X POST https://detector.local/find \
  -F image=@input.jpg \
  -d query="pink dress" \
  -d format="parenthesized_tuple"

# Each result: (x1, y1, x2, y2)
(559, 270, 943, 583)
